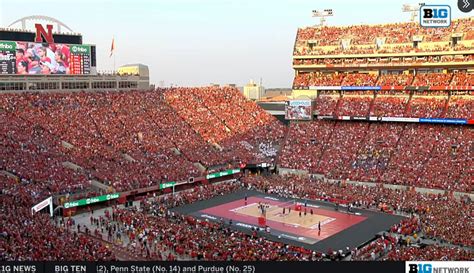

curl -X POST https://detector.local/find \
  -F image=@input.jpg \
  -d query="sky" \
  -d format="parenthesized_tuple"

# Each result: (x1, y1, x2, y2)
(0, 0, 471, 87)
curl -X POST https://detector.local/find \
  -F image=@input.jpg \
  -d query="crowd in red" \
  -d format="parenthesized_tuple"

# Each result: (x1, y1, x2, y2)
(295, 18, 472, 46)
(1, 174, 115, 261)
(280, 121, 473, 192)
(293, 72, 472, 87)
(383, 245, 473, 261)
(94, 182, 321, 261)
(351, 235, 473, 261)
(1, 88, 283, 196)
(293, 55, 474, 66)
(371, 96, 409, 117)
(164, 87, 286, 166)
(293, 72, 345, 87)
(242, 175, 473, 248)
(376, 74, 414, 86)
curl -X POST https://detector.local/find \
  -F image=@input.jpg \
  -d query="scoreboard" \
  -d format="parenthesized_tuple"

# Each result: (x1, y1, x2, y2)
(69, 45, 91, 74)
(0, 40, 94, 75)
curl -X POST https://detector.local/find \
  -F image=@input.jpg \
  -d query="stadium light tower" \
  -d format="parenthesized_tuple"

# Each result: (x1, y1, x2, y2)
(402, 3, 425, 22)
(312, 9, 333, 27)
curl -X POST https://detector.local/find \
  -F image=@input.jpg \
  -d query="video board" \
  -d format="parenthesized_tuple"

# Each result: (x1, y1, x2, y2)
(0, 41, 92, 75)
(285, 100, 313, 120)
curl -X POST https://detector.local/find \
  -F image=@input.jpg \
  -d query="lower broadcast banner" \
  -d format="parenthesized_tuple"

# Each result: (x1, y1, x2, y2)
(0, 261, 407, 273)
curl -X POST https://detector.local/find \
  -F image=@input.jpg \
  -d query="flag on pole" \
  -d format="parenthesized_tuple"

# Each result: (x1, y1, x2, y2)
(109, 37, 115, 57)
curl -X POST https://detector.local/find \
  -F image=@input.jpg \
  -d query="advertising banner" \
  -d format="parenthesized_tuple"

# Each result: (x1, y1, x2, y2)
(206, 169, 240, 179)
(64, 193, 120, 209)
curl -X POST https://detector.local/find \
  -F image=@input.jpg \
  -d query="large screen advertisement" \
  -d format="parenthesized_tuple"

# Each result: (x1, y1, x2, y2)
(285, 100, 312, 120)
(0, 41, 92, 75)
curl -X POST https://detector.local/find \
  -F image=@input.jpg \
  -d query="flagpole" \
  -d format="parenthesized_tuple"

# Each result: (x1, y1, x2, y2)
(113, 36, 116, 72)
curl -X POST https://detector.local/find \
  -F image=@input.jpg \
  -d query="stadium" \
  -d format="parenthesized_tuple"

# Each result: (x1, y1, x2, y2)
(0, 6, 473, 268)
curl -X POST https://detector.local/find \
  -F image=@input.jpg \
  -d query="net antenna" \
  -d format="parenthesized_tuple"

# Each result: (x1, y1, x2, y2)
(402, 3, 425, 22)
(312, 9, 333, 27)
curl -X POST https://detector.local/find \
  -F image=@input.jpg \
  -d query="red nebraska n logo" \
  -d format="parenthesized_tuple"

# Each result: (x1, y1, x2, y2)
(35, 24, 54, 43)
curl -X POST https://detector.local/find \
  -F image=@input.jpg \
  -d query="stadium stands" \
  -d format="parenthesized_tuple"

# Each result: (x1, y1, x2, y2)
(280, 122, 472, 192)
(0, 88, 284, 195)
(1, 13, 473, 263)
(294, 18, 474, 55)
(0, 175, 116, 261)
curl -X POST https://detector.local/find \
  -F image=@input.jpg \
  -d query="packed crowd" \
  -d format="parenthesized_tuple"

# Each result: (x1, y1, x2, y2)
(451, 72, 474, 86)
(293, 55, 474, 65)
(280, 121, 473, 192)
(407, 96, 448, 118)
(310, 89, 472, 120)
(341, 74, 378, 86)
(293, 72, 472, 87)
(336, 95, 372, 116)
(293, 72, 344, 87)
(295, 18, 472, 45)
(446, 96, 474, 119)
(370, 96, 409, 117)
(242, 175, 473, 248)
(0, 174, 116, 261)
(411, 73, 453, 86)
(383, 245, 474, 261)
(91, 182, 322, 261)
(1, 88, 284, 196)
(376, 74, 414, 86)
(164, 87, 286, 165)
(351, 235, 473, 261)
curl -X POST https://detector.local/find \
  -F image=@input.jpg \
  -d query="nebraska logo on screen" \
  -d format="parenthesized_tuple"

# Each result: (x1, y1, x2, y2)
(35, 23, 54, 43)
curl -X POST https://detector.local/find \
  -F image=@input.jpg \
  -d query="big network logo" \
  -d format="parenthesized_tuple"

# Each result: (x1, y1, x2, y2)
(406, 262, 473, 273)
(408, 264, 433, 273)
(420, 5, 451, 28)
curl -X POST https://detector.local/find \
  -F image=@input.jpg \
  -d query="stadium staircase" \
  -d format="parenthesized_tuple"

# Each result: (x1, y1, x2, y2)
(275, 124, 292, 166)
(81, 232, 149, 261)
(379, 123, 407, 181)
(440, 94, 451, 118)
(334, 96, 343, 114)
(403, 93, 414, 116)
(315, 121, 337, 172)
(368, 96, 376, 115)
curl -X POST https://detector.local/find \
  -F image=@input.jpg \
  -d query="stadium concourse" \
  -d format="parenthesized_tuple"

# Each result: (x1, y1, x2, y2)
(1, 16, 474, 262)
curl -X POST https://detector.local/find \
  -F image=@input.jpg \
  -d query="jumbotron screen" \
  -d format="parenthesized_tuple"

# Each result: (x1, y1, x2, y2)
(285, 100, 313, 120)
(0, 41, 92, 75)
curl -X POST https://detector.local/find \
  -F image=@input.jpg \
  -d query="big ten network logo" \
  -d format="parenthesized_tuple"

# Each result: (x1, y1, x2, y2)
(407, 262, 472, 273)
(420, 5, 451, 28)
(408, 263, 433, 273)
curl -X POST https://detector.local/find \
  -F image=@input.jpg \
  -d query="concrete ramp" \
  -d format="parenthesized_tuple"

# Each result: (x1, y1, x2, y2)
(171, 147, 181, 156)
(193, 162, 206, 172)
(1, 171, 19, 180)
(122, 153, 136, 162)
(62, 161, 83, 172)
(213, 143, 223, 151)
(61, 141, 75, 149)
(91, 179, 113, 192)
